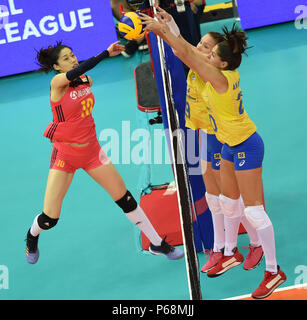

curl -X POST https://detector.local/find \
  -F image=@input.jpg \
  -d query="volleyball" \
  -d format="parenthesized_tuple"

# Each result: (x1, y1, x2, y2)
(118, 12, 145, 40)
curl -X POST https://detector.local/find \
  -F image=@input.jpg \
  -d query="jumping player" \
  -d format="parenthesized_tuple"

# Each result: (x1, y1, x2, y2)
(140, 5, 286, 299)
(25, 40, 184, 264)
(155, 6, 264, 275)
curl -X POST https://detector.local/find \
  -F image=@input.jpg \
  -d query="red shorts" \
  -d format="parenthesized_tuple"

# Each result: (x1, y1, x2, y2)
(50, 139, 109, 173)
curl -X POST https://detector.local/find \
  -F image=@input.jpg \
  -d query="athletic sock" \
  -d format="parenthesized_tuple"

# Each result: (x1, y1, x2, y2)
(126, 205, 162, 246)
(257, 224, 277, 273)
(205, 193, 225, 252)
(30, 215, 43, 237)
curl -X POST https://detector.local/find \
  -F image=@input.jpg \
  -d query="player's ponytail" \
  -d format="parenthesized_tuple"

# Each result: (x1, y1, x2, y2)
(36, 41, 71, 73)
(217, 24, 250, 70)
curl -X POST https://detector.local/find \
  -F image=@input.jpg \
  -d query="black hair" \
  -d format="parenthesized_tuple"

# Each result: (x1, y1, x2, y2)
(217, 24, 249, 70)
(36, 41, 72, 73)
(207, 31, 225, 45)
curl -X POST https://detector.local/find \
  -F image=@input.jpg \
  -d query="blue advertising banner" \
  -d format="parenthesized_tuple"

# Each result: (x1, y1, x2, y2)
(0, 0, 117, 77)
(236, 0, 307, 30)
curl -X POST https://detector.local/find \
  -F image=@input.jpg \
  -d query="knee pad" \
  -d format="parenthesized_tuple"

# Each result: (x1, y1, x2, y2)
(205, 192, 222, 215)
(37, 212, 59, 230)
(219, 194, 242, 218)
(244, 205, 272, 230)
(115, 190, 138, 213)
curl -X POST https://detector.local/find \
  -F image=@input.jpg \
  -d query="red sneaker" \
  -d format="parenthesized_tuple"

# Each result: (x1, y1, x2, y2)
(207, 248, 244, 278)
(243, 245, 264, 270)
(201, 250, 223, 273)
(252, 266, 287, 299)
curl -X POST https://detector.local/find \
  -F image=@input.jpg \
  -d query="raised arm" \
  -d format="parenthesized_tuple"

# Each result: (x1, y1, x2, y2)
(51, 41, 125, 90)
(140, 8, 228, 92)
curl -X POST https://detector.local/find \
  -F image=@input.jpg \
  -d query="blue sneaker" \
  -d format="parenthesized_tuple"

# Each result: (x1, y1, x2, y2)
(25, 229, 40, 264)
(149, 237, 184, 260)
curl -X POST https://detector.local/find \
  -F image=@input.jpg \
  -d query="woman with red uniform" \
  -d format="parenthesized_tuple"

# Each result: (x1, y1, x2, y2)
(25, 40, 184, 264)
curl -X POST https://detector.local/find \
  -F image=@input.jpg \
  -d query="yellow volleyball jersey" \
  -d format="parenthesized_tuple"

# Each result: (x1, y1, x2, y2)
(201, 70, 257, 146)
(185, 70, 214, 134)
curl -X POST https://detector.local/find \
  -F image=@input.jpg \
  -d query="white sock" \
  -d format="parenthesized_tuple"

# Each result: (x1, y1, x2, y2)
(257, 224, 277, 273)
(241, 215, 261, 247)
(220, 195, 242, 256)
(205, 193, 225, 252)
(224, 215, 241, 256)
(30, 215, 43, 237)
(212, 213, 225, 252)
(126, 205, 162, 246)
(244, 205, 278, 273)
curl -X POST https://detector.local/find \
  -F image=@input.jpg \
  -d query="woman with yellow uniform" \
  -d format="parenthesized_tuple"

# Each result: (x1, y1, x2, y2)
(140, 5, 286, 299)
(185, 33, 263, 274)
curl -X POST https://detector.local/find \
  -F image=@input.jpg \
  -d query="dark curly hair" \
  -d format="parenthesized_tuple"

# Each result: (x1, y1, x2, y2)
(36, 41, 72, 73)
(216, 24, 250, 70)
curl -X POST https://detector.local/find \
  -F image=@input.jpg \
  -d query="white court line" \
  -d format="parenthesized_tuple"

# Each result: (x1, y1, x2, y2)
(223, 283, 307, 300)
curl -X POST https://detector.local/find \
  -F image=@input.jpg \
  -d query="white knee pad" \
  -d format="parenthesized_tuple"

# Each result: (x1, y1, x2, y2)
(219, 194, 242, 218)
(205, 192, 222, 215)
(244, 205, 272, 230)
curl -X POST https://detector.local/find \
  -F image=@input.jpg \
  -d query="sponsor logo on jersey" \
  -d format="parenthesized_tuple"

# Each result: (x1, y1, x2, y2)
(70, 87, 92, 100)
(239, 160, 245, 167)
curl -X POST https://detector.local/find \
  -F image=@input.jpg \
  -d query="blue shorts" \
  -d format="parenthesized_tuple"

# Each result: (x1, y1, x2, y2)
(221, 132, 264, 171)
(200, 131, 223, 170)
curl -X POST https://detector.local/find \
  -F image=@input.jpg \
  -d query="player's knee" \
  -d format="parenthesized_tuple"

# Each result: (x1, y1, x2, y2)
(115, 190, 138, 213)
(37, 212, 59, 230)
(244, 205, 272, 230)
(219, 194, 242, 218)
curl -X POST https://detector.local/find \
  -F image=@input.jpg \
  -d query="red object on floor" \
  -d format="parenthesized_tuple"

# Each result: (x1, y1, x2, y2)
(239, 223, 246, 234)
(140, 187, 183, 251)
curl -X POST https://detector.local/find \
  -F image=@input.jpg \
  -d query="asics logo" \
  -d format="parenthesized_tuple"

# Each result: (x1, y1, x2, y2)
(239, 160, 245, 167)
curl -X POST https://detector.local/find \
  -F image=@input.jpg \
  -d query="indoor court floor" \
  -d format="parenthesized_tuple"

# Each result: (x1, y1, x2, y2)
(0, 13, 306, 300)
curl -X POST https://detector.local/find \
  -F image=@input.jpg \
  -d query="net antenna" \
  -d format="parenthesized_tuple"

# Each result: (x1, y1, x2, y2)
(149, 0, 202, 300)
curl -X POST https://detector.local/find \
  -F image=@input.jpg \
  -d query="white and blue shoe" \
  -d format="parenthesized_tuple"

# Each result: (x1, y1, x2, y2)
(149, 237, 184, 260)
(25, 229, 40, 264)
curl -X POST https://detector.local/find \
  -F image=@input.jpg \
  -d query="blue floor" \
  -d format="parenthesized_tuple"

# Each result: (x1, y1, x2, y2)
(0, 18, 306, 300)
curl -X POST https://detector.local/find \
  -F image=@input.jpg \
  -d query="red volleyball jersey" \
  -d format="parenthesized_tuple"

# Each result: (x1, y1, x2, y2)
(43, 75, 97, 144)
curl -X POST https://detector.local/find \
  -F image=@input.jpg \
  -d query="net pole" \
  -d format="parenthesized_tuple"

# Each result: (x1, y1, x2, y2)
(149, 1, 202, 300)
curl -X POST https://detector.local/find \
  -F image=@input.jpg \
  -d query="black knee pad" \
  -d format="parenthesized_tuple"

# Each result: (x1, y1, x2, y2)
(115, 190, 138, 213)
(37, 212, 59, 230)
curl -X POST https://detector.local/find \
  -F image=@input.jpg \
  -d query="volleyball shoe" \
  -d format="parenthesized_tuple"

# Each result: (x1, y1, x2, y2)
(149, 237, 184, 260)
(252, 266, 286, 299)
(201, 249, 223, 273)
(243, 244, 264, 270)
(207, 247, 244, 277)
(25, 229, 40, 264)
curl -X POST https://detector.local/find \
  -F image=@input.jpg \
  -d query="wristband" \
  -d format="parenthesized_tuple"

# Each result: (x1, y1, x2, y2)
(166, 17, 180, 37)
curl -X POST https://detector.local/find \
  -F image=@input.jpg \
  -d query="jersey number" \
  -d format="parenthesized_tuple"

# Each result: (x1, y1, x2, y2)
(209, 114, 217, 132)
(81, 98, 94, 118)
(185, 101, 191, 119)
(237, 91, 244, 114)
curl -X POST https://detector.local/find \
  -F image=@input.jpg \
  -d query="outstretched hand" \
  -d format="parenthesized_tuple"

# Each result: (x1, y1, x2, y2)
(107, 41, 125, 57)
(154, 4, 172, 22)
(139, 11, 169, 36)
